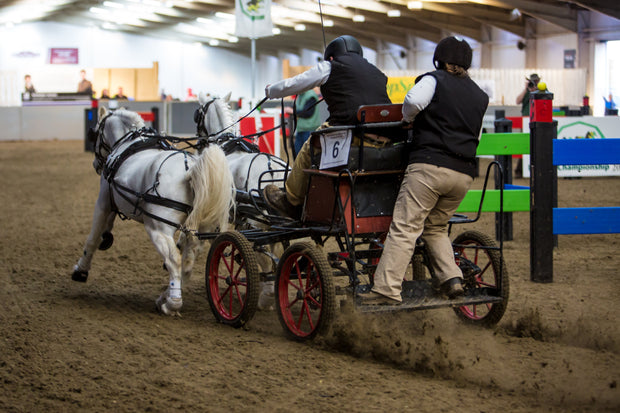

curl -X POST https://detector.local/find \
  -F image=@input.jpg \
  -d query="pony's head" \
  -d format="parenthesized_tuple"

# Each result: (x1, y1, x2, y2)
(194, 92, 235, 140)
(92, 107, 145, 174)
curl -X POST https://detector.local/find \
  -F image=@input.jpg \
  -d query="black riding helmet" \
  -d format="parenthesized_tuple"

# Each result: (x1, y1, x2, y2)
(324, 35, 363, 60)
(433, 36, 472, 70)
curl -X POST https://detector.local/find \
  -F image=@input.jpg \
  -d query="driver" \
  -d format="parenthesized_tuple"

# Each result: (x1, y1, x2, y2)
(263, 35, 392, 218)
(359, 36, 490, 305)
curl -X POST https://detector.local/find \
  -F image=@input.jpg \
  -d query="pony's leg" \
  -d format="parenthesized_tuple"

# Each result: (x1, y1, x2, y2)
(257, 243, 282, 311)
(98, 213, 116, 250)
(146, 223, 184, 316)
(72, 196, 115, 282)
(180, 232, 204, 284)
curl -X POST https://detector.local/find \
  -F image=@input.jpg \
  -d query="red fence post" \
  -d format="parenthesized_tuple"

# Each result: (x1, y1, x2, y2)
(530, 89, 557, 283)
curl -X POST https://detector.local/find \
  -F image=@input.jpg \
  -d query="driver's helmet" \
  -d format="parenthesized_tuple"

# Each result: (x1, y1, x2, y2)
(433, 36, 472, 70)
(324, 35, 363, 60)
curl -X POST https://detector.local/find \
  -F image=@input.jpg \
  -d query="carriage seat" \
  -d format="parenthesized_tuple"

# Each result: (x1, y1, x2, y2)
(309, 104, 409, 172)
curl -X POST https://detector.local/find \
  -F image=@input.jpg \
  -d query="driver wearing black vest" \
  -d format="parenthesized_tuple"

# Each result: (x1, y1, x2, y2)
(263, 35, 391, 218)
(360, 36, 490, 305)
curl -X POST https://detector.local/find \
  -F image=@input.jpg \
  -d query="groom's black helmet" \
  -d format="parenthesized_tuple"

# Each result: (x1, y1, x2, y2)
(433, 36, 473, 70)
(324, 35, 363, 60)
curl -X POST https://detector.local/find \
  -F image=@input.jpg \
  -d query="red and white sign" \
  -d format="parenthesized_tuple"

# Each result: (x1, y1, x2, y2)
(49, 48, 79, 64)
(239, 115, 281, 157)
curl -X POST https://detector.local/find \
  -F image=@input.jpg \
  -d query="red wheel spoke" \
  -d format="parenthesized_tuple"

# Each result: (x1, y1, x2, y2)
(303, 261, 314, 290)
(304, 278, 320, 294)
(304, 300, 315, 330)
(307, 294, 321, 309)
(222, 247, 235, 274)
(296, 301, 306, 329)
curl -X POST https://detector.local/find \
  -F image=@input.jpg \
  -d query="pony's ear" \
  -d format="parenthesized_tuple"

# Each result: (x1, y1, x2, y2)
(223, 91, 232, 102)
(198, 92, 207, 104)
(98, 106, 108, 119)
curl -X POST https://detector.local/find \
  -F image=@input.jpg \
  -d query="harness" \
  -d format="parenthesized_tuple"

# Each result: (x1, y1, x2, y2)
(95, 118, 194, 231)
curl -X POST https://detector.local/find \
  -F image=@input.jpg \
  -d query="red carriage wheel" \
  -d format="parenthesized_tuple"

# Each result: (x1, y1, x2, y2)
(452, 230, 509, 327)
(275, 242, 336, 341)
(205, 231, 259, 328)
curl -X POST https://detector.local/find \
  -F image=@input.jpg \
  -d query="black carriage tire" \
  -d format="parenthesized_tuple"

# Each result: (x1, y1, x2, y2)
(205, 231, 260, 328)
(275, 241, 336, 341)
(452, 230, 509, 327)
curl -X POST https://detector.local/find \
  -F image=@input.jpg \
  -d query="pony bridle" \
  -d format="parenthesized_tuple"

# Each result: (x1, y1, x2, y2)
(91, 113, 114, 175)
(194, 98, 216, 138)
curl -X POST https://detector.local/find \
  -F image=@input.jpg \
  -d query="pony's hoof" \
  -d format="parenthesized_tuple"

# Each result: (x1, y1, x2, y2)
(258, 281, 275, 311)
(156, 295, 182, 316)
(98, 231, 114, 251)
(71, 267, 88, 282)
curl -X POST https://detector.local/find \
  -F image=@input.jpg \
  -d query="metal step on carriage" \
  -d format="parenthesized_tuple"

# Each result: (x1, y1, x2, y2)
(198, 103, 509, 341)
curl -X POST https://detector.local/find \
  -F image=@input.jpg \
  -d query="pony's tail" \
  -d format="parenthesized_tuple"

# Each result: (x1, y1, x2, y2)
(185, 146, 234, 233)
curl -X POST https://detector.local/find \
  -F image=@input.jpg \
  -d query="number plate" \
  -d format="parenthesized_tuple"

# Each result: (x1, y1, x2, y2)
(319, 130, 352, 169)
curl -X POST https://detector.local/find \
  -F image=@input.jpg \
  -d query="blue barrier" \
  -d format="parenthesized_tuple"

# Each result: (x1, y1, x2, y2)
(552, 138, 620, 236)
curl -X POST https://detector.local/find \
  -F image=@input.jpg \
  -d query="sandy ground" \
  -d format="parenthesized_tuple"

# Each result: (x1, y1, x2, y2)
(0, 140, 618, 412)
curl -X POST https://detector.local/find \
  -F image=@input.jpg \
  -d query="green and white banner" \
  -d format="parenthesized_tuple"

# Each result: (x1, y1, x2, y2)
(235, 0, 273, 39)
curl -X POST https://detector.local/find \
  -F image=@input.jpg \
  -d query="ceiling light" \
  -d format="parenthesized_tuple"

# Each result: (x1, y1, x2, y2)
(387, 10, 401, 18)
(228, 36, 239, 43)
(352, 15, 365, 22)
(408, 1, 423, 9)
(272, 27, 281, 35)
(103, 1, 124, 9)
(215, 12, 235, 20)
(323, 19, 334, 27)
(209, 39, 220, 46)
(89, 7, 108, 14)
(294, 23, 306, 31)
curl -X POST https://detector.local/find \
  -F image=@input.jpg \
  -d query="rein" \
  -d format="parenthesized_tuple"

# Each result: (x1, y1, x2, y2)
(195, 96, 292, 180)
(195, 96, 268, 139)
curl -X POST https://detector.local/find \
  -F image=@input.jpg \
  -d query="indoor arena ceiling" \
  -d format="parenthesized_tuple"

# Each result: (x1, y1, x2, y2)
(0, 0, 616, 56)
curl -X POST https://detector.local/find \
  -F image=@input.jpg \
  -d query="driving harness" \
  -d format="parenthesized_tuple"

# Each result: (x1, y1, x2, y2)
(99, 125, 194, 230)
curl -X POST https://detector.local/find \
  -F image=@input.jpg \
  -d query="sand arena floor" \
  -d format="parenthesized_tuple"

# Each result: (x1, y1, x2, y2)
(0, 140, 618, 412)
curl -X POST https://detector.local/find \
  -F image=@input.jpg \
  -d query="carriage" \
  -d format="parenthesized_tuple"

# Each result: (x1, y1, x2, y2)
(197, 102, 509, 341)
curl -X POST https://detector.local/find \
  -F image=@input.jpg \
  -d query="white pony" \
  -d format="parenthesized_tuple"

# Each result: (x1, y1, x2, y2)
(195, 92, 290, 309)
(72, 107, 234, 316)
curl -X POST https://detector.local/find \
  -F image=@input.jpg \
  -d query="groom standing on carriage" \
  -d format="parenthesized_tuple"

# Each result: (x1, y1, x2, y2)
(262, 35, 392, 219)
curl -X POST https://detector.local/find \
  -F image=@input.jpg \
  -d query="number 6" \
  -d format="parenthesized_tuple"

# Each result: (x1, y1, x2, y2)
(332, 140, 340, 158)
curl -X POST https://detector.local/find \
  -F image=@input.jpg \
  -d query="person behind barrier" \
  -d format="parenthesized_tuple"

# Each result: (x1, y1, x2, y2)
(263, 35, 392, 218)
(292, 87, 322, 158)
(516, 73, 540, 116)
(77, 69, 93, 97)
(113, 86, 128, 100)
(359, 36, 490, 305)
(24, 74, 35, 93)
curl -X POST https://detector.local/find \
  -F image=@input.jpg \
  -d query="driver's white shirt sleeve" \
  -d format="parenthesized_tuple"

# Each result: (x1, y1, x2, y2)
(402, 75, 437, 123)
(266, 61, 331, 99)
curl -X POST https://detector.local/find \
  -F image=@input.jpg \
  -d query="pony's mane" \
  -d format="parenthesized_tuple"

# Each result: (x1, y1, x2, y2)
(210, 98, 235, 134)
(113, 108, 146, 129)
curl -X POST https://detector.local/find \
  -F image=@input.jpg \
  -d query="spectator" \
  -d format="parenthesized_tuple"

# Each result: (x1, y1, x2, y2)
(100, 89, 110, 99)
(24, 74, 36, 93)
(603, 94, 617, 115)
(114, 87, 128, 100)
(291, 87, 322, 158)
(77, 69, 93, 96)
(516, 73, 540, 116)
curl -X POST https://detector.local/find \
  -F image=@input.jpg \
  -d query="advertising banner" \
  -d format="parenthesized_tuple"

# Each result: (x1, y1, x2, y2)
(523, 116, 620, 177)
